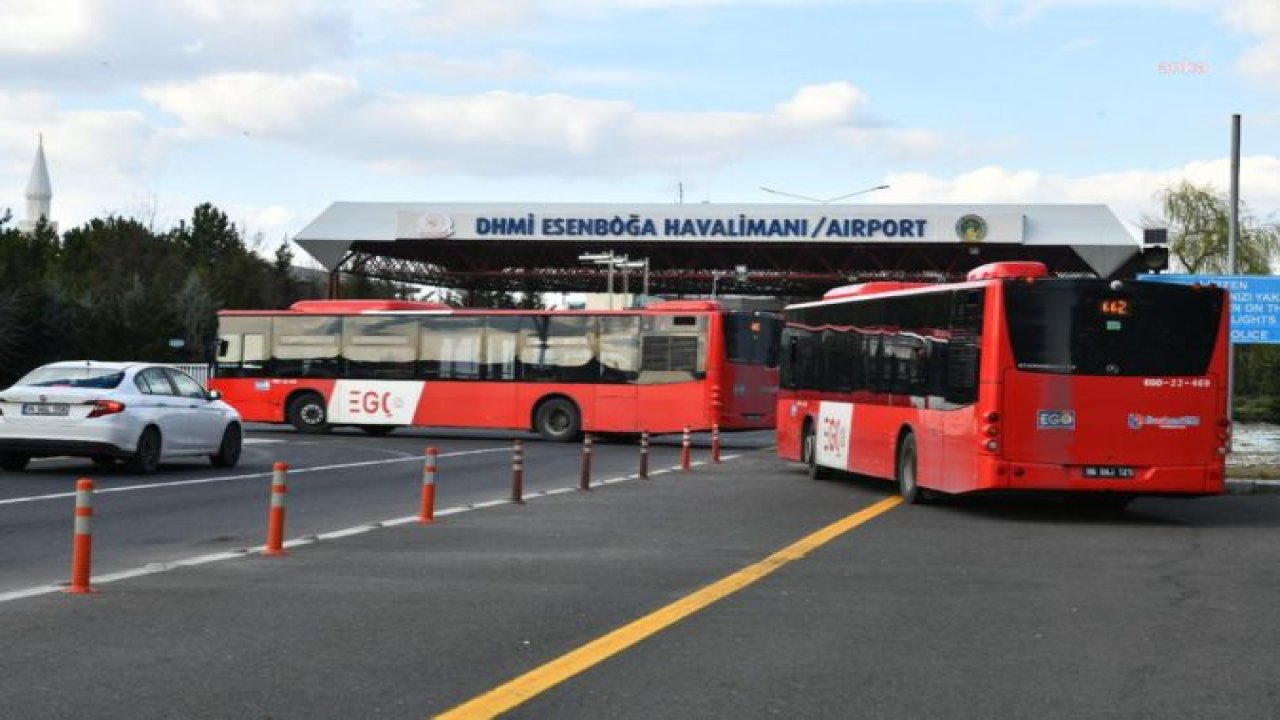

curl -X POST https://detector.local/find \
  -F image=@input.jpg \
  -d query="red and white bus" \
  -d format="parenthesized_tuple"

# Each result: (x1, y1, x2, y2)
(777, 261, 1231, 503)
(210, 299, 779, 439)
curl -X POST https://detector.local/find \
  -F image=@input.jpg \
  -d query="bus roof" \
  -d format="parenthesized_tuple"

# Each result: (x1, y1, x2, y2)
(217, 298, 729, 316)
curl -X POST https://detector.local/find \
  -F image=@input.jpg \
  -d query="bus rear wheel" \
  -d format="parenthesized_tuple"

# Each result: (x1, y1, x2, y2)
(535, 398, 581, 442)
(803, 422, 832, 480)
(288, 393, 331, 434)
(896, 432, 929, 504)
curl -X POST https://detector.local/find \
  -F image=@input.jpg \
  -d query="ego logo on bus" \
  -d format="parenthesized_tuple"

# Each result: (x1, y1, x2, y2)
(820, 414, 847, 455)
(1036, 409, 1076, 430)
(348, 390, 400, 419)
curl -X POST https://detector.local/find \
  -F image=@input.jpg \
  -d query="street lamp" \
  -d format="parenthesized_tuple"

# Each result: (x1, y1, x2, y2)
(616, 259, 649, 306)
(759, 184, 889, 203)
(711, 270, 729, 299)
(578, 251, 618, 309)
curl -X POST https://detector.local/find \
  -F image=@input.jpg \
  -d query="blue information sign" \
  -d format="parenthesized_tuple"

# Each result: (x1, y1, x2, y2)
(1138, 274, 1280, 344)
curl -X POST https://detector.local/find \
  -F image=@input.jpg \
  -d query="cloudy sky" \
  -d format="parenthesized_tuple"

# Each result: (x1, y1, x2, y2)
(0, 0, 1276, 257)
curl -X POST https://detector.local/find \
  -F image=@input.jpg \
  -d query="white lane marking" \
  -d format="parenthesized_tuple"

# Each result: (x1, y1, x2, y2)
(0, 456, 740, 604)
(0, 447, 512, 507)
(244, 438, 283, 445)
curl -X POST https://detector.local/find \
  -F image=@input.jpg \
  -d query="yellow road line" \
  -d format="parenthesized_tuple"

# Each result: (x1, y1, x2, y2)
(436, 495, 904, 719)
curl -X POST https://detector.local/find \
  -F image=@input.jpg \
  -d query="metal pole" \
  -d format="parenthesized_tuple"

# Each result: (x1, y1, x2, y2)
(621, 260, 630, 306)
(607, 258, 615, 310)
(1227, 113, 1242, 446)
(642, 258, 650, 300)
(1229, 113, 1241, 274)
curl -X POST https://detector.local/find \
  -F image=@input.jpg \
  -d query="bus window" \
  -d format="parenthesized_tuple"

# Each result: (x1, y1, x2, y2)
(599, 316, 640, 383)
(723, 312, 782, 366)
(419, 317, 483, 380)
(215, 317, 270, 378)
(521, 316, 598, 383)
(273, 316, 343, 378)
(343, 316, 418, 380)
(483, 317, 522, 381)
(1004, 280, 1221, 376)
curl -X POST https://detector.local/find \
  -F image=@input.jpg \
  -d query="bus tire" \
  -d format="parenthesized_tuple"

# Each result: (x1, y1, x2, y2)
(288, 393, 331, 434)
(534, 397, 581, 442)
(896, 432, 929, 504)
(803, 421, 832, 480)
(0, 453, 30, 472)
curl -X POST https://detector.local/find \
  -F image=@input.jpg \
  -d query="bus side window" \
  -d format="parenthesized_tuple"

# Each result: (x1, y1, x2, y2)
(243, 334, 266, 366)
(944, 289, 985, 405)
(217, 335, 242, 364)
(599, 316, 640, 383)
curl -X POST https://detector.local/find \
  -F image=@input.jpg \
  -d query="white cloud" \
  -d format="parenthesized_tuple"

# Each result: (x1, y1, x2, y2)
(0, 0, 352, 90)
(0, 0, 96, 55)
(774, 82, 870, 128)
(1224, 0, 1280, 86)
(881, 156, 1280, 225)
(135, 76, 934, 175)
(143, 72, 359, 136)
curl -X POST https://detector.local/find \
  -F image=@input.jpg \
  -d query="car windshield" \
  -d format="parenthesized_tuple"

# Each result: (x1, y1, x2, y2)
(16, 367, 126, 389)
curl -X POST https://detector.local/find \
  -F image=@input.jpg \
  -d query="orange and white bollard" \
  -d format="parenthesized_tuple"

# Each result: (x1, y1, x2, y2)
(265, 462, 288, 556)
(680, 426, 692, 471)
(67, 478, 95, 594)
(580, 434, 593, 491)
(419, 447, 438, 524)
(712, 423, 721, 464)
(511, 439, 525, 504)
(639, 430, 650, 479)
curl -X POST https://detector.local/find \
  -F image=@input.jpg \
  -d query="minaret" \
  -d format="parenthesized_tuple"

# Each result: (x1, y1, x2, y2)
(18, 134, 56, 235)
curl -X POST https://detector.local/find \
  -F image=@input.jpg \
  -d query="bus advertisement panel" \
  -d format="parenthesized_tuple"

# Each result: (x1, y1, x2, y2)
(777, 261, 1230, 503)
(209, 300, 779, 440)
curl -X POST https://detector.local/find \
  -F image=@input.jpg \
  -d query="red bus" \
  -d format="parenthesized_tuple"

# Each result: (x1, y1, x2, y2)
(776, 261, 1231, 504)
(209, 299, 779, 440)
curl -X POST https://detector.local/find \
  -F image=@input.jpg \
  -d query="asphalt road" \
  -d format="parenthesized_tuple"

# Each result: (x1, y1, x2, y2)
(0, 425, 721, 595)
(1, 428, 1278, 719)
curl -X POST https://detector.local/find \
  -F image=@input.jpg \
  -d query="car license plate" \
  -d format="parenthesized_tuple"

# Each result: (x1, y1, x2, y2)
(1082, 466, 1135, 479)
(22, 403, 69, 417)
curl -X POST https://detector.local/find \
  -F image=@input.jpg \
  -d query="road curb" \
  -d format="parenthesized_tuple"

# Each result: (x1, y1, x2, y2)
(1226, 479, 1280, 494)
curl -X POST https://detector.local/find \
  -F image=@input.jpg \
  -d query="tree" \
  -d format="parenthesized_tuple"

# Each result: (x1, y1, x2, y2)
(1160, 181, 1280, 274)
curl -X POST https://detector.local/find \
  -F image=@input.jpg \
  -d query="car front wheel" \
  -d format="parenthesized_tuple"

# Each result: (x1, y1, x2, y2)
(210, 423, 242, 468)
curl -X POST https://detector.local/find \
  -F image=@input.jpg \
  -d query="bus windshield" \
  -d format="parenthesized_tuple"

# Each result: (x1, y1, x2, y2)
(1004, 279, 1224, 376)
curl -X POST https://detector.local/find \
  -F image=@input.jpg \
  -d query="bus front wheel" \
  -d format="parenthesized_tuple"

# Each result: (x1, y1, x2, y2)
(288, 393, 331, 434)
(803, 422, 832, 480)
(535, 398, 581, 442)
(896, 432, 929, 504)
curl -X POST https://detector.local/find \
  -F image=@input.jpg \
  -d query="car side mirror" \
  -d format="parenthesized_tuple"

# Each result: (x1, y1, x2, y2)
(206, 390, 222, 401)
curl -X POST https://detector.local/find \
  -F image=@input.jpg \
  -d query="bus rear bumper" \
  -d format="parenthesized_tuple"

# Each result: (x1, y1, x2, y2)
(975, 457, 1226, 496)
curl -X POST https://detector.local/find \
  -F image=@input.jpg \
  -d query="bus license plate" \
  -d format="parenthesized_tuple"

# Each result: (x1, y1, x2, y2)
(1082, 466, 1135, 479)
(22, 403, 69, 417)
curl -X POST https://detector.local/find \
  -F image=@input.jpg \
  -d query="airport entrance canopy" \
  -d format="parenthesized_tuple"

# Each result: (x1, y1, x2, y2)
(292, 202, 1162, 297)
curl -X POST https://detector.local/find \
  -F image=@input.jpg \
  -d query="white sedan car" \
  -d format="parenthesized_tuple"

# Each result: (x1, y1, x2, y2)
(0, 361, 242, 474)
